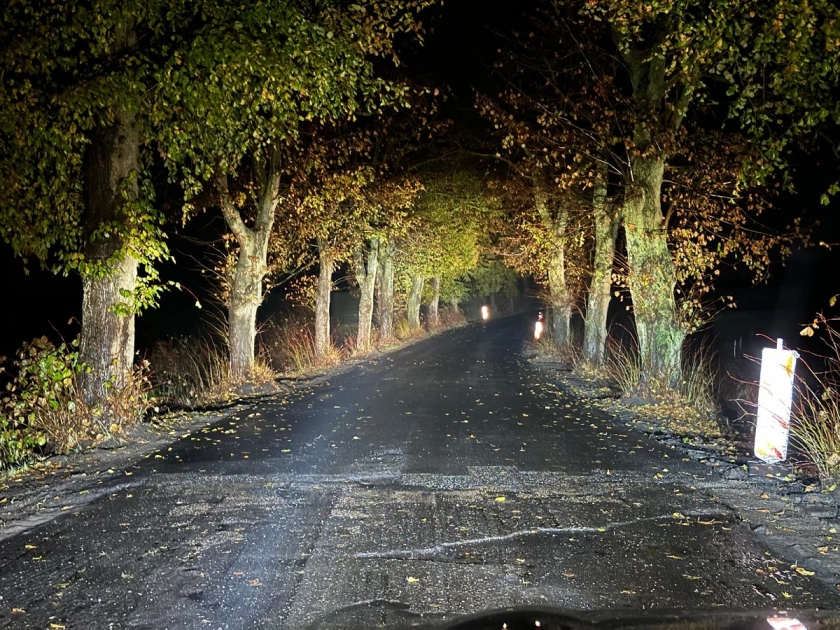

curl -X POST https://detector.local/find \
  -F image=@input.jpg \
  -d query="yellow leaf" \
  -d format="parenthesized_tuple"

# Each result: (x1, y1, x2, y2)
(494, 496, 506, 502)
(794, 566, 815, 576)
(782, 591, 793, 599)
(406, 576, 419, 584)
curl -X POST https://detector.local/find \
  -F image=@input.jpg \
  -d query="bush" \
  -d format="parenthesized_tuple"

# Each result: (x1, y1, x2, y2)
(0, 336, 150, 468)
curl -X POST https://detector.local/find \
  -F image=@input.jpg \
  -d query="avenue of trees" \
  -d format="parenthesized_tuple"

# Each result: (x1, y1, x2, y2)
(0, 0, 838, 463)
(478, 0, 839, 391)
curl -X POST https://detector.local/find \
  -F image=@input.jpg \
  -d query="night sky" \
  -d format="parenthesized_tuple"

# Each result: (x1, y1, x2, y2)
(1, 0, 838, 362)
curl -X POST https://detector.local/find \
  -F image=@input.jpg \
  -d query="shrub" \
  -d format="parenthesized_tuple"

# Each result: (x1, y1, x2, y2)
(0, 336, 151, 468)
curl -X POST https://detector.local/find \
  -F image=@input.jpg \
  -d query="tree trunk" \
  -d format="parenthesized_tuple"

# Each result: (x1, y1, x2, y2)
(535, 169, 572, 346)
(449, 295, 459, 313)
(79, 82, 140, 405)
(216, 148, 280, 380)
(315, 239, 334, 360)
(377, 240, 395, 341)
(582, 166, 619, 366)
(427, 276, 440, 329)
(617, 37, 692, 389)
(407, 274, 424, 332)
(623, 155, 684, 388)
(354, 237, 379, 352)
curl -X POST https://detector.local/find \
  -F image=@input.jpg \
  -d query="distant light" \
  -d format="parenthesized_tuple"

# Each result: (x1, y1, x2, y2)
(534, 320, 543, 339)
(481, 305, 490, 320)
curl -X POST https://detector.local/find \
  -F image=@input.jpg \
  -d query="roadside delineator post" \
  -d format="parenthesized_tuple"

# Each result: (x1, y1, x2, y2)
(754, 338, 798, 464)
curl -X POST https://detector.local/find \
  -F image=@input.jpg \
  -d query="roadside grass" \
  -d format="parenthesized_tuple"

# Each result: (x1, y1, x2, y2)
(789, 314, 840, 482)
(146, 334, 233, 407)
(528, 320, 581, 367)
(605, 331, 724, 438)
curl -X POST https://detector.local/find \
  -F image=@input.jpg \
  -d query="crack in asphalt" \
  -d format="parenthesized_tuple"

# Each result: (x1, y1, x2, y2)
(355, 510, 732, 560)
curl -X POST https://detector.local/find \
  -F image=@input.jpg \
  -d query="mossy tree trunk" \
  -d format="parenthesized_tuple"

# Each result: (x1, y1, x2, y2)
(80, 105, 139, 405)
(427, 276, 440, 328)
(79, 22, 141, 405)
(582, 166, 619, 366)
(534, 168, 572, 346)
(618, 39, 691, 389)
(315, 238, 334, 360)
(407, 274, 424, 332)
(376, 240, 395, 341)
(354, 237, 379, 352)
(216, 148, 280, 380)
(623, 155, 684, 387)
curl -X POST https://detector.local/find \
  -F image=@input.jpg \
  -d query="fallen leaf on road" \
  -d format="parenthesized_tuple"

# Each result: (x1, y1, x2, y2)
(11, 608, 24, 614)
(407, 576, 419, 584)
(494, 496, 506, 502)
(793, 566, 815, 576)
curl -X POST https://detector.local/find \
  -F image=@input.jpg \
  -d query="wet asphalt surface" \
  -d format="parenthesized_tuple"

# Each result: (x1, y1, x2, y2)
(1, 314, 839, 629)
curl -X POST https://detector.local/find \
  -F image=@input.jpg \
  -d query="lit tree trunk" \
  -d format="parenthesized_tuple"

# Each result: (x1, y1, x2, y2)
(619, 44, 689, 388)
(354, 237, 379, 352)
(582, 166, 619, 365)
(315, 238, 334, 360)
(449, 295, 459, 313)
(624, 154, 684, 387)
(427, 276, 440, 328)
(377, 240, 395, 341)
(407, 274, 424, 332)
(535, 168, 571, 346)
(216, 148, 280, 380)
(79, 26, 139, 406)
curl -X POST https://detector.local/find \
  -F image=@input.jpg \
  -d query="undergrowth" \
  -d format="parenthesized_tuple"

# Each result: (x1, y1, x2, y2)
(790, 313, 840, 482)
(0, 336, 150, 468)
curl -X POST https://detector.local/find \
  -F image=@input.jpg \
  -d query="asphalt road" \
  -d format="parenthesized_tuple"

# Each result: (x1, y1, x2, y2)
(1, 314, 839, 629)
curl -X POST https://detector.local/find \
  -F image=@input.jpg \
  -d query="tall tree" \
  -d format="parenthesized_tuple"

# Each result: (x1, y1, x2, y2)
(575, 0, 840, 387)
(0, 2, 188, 403)
(154, 0, 431, 377)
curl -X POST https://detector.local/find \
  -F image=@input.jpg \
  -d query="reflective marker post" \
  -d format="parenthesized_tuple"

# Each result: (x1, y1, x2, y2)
(754, 338, 798, 464)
